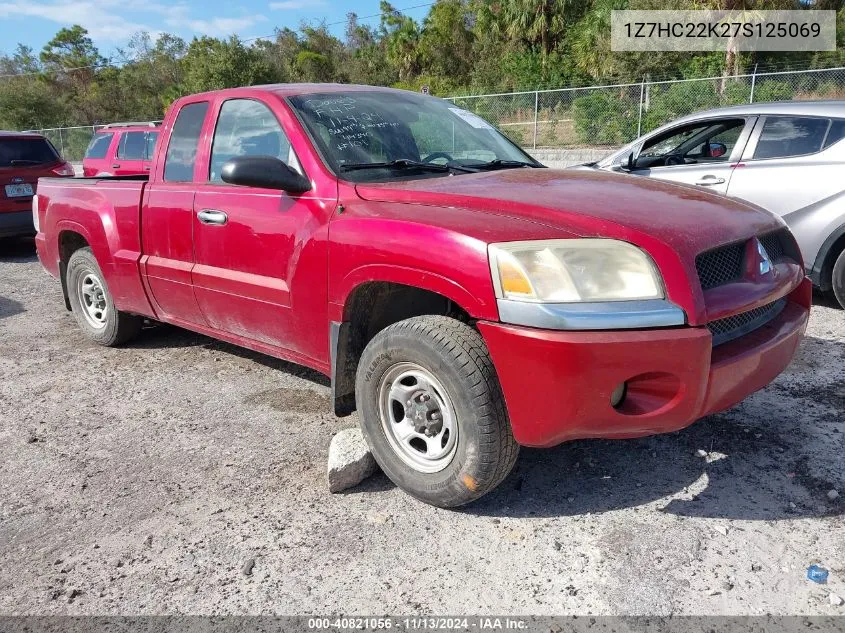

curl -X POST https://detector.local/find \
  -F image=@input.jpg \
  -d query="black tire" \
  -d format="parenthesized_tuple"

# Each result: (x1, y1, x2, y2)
(355, 315, 518, 507)
(833, 248, 845, 309)
(66, 247, 142, 346)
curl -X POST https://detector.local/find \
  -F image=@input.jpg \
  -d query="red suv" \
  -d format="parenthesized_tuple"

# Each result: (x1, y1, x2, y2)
(82, 123, 160, 177)
(0, 131, 74, 238)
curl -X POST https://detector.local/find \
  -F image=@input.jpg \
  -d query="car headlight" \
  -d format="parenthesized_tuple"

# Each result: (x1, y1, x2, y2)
(488, 239, 664, 303)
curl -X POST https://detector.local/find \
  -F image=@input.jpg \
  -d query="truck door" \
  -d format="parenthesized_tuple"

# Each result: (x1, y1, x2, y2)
(140, 100, 210, 326)
(190, 96, 334, 360)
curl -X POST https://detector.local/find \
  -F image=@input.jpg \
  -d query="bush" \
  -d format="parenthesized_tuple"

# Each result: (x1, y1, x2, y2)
(752, 80, 794, 103)
(572, 91, 637, 145)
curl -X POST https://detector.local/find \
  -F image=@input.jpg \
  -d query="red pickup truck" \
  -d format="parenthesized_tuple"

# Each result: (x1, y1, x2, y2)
(34, 84, 810, 507)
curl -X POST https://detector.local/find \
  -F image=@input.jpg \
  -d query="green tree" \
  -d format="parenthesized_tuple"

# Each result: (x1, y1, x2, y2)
(180, 36, 277, 94)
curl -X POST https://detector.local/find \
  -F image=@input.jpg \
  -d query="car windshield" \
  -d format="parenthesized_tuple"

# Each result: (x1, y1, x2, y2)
(0, 137, 59, 168)
(287, 90, 537, 182)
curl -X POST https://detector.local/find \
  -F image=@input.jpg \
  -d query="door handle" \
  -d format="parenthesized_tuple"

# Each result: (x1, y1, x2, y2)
(112, 164, 120, 169)
(695, 175, 726, 186)
(197, 209, 228, 226)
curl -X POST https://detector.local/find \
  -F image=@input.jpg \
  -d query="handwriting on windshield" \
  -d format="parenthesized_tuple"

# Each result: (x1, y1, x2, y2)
(302, 96, 400, 151)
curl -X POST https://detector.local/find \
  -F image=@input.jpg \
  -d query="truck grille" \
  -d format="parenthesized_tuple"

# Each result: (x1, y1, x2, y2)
(696, 242, 745, 290)
(696, 229, 798, 292)
(707, 299, 786, 347)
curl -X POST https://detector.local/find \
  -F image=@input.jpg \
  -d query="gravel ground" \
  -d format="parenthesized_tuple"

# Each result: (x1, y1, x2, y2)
(0, 236, 843, 616)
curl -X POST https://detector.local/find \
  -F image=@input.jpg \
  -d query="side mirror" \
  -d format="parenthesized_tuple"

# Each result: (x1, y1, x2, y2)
(221, 155, 311, 194)
(708, 142, 727, 158)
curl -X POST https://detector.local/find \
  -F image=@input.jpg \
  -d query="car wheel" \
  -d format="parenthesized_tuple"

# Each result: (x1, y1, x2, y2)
(66, 247, 142, 346)
(833, 248, 845, 309)
(355, 315, 519, 507)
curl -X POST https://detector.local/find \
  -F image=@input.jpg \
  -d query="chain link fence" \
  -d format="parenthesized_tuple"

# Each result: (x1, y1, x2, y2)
(29, 125, 105, 163)
(23, 65, 845, 162)
(448, 65, 845, 151)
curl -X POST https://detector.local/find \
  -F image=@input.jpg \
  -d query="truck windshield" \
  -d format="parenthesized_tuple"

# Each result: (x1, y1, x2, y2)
(0, 137, 59, 168)
(287, 91, 538, 182)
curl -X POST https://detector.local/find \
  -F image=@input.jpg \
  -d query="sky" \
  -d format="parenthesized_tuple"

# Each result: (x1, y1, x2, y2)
(0, 0, 434, 59)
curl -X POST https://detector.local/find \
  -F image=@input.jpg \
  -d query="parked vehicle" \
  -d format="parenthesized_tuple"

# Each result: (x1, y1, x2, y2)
(35, 85, 810, 507)
(590, 101, 845, 308)
(0, 131, 74, 238)
(82, 122, 160, 177)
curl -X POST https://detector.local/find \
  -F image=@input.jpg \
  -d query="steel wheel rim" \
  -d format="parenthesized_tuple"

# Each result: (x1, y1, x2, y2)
(377, 362, 458, 474)
(77, 272, 108, 329)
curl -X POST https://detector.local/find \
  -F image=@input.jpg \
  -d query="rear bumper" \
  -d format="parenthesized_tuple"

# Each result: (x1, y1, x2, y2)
(0, 209, 34, 238)
(478, 278, 811, 447)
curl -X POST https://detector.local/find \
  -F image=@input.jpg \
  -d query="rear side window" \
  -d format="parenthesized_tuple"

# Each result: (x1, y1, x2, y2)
(823, 119, 845, 149)
(145, 132, 159, 160)
(118, 132, 146, 160)
(753, 117, 830, 159)
(0, 137, 59, 167)
(164, 102, 209, 182)
(85, 133, 113, 159)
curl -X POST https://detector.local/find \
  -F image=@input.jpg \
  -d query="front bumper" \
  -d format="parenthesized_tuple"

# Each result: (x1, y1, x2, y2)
(0, 210, 34, 238)
(478, 278, 811, 447)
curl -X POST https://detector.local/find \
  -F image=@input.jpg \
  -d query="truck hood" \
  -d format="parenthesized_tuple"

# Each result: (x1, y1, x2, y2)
(354, 168, 783, 257)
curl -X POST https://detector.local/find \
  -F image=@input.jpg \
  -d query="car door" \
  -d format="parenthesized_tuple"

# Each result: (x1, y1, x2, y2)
(727, 115, 845, 262)
(113, 131, 146, 175)
(628, 117, 756, 195)
(140, 100, 211, 326)
(191, 96, 333, 357)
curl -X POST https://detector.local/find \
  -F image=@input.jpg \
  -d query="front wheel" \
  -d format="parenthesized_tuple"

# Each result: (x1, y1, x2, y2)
(355, 315, 518, 507)
(66, 247, 142, 346)
(832, 248, 845, 309)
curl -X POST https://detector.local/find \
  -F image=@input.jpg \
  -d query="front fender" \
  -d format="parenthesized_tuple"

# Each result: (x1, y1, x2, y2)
(333, 263, 497, 322)
(327, 214, 504, 323)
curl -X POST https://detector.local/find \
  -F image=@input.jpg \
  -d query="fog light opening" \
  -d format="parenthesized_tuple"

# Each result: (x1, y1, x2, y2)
(611, 382, 628, 409)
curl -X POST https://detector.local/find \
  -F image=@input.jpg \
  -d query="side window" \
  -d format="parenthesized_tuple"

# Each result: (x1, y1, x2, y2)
(823, 119, 845, 150)
(753, 116, 830, 160)
(640, 119, 745, 167)
(640, 123, 712, 159)
(164, 102, 210, 182)
(209, 99, 298, 182)
(145, 131, 159, 160)
(118, 132, 146, 160)
(85, 133, 113, 159)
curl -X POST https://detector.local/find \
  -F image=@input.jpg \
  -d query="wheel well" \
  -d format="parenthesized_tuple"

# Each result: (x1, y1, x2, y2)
(331, 282, 471, 416)
(820, 232, 845, 291)
(58, 231, 90, 310)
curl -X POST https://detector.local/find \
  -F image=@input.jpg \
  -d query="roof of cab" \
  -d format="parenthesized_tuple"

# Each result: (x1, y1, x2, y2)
(185, 83, 419, 101)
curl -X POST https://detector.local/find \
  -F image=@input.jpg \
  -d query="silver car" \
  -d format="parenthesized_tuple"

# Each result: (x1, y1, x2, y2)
(593, 101, 845, 307)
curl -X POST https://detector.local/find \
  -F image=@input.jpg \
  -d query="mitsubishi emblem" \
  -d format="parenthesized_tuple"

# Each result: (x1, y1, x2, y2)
(756, 239, 772, 275)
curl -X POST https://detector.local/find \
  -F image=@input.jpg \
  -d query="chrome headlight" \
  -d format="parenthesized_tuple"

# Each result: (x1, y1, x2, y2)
(488, 239, 664, 303)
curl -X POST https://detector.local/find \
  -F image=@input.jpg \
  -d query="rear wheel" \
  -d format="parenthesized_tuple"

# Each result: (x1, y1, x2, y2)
(833, 248, 845, 309)
(355, 315, 518, 507)
(66, 247, 142, 346)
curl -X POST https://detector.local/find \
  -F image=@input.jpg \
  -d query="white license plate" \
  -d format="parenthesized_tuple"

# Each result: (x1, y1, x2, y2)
(5, 183, 33, 197)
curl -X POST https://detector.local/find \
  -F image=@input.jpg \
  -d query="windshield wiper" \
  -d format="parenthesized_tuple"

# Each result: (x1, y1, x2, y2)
(339, 159, 475, 174)
(9, 159, 43, 166)
(472, 159, 539, 170)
